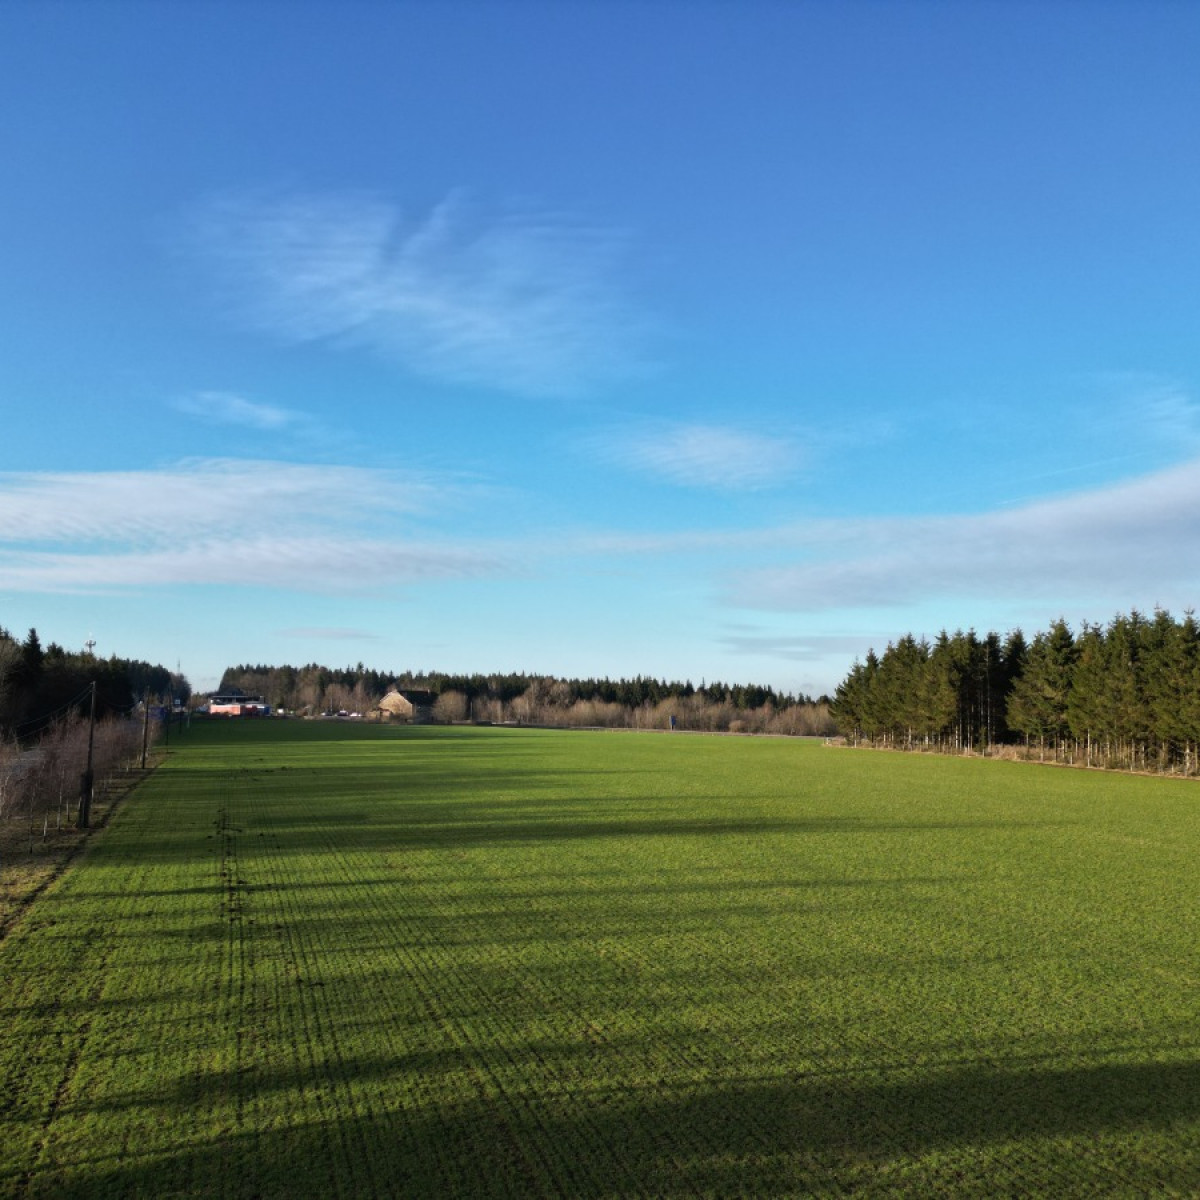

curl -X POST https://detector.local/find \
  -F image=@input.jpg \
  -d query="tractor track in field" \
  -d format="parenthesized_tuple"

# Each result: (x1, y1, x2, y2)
(8, 725, 1200, 1196)
(377, 872, 688, 1198)
(4, 762, 166, 1199)
(226, 793, 394, 1200)
(12, 927, 119, 1200)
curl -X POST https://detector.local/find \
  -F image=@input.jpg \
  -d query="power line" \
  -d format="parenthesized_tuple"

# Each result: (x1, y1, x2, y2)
(11, 684, 96, 740)
(10, 682, 138, 742)
(94, 688, 138, 716)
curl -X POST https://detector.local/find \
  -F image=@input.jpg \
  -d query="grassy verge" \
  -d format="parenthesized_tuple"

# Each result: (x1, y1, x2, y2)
(1, 720, 1198, 1197)
(0, 760, 159, 937)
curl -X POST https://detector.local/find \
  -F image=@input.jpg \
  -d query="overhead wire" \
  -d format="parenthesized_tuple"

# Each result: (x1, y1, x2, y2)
(10, 683, 96, 740)
(11, 681, 139, 741)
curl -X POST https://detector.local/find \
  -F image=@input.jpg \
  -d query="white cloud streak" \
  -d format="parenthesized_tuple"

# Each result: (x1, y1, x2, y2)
(190, 189, 646, 398)
(1138, 386, 1200, 449)
(0, 460, 502, 592)
(718, 632, 880, 663)
(0, 459, 440, 546)
(0, 538, 493, 593)
(3, 456, 1198, 631)
(733, 457, 1200, 614)
(173, 391, 304, 431)
(1085, 372, 1200, 447)
(279, 627, 382, 641)
(587, 423, 800, 489)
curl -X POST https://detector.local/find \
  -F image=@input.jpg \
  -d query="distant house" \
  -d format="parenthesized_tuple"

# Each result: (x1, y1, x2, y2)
(208, 688, 271, 717)
(373, 689, 436, 724)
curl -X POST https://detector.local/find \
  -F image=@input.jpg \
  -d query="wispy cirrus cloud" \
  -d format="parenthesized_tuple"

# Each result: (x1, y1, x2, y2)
(0, 537, 496, 593)
(718, 630, 881, 663)
(1071, 372, 1200, 454)
(586, 422, 800, 489)
(279, 627, 382, 641)
(1127, 380, 1200, 449)
(0, 459, 443, 545)
(187, 189, 648, 398)
(0, 459, 502, 592)
(173, 391, 306, 432)
(5, 453, 1199, 645)
(730, 456, 1200, 616)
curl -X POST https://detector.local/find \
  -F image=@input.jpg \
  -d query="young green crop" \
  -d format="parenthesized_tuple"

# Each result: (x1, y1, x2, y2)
(1, 721, 1198, 1196)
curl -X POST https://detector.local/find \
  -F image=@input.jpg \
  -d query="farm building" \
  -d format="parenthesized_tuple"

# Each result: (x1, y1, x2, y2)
(208, 689, 271, 717)
(373, 689, 436, 724)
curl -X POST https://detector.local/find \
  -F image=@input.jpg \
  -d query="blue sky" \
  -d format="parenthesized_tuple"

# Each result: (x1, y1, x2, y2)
(3, 1, 1200, 697)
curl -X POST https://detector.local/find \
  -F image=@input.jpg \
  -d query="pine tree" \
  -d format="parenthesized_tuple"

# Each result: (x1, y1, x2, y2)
(924, 632, 960, 749)
(1008, 619, 1075, 759)
(1067, 622, 1107, 766)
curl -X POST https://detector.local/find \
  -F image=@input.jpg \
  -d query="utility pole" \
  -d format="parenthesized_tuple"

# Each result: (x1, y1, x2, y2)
(78, 681, 96, 828)
(141, 691, 150, 769)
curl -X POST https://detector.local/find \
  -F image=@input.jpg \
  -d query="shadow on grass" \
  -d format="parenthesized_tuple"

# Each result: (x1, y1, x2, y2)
(94, 812, 1065, 864)
(33, 1054, 1200, 1197)
(134, 720, 1076, 865)
(177, 719, 550, 749)
(115, 762, 1072, 861)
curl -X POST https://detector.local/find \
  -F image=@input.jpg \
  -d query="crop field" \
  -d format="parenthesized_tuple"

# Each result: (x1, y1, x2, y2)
(1, 721, 1198, 1197)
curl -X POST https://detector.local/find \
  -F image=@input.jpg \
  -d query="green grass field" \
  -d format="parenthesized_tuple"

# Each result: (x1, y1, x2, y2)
(2, 720, 1198, 1197)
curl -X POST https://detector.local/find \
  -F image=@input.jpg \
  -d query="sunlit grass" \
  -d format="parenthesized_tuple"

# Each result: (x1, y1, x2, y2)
(1, 720, 1198, 1196)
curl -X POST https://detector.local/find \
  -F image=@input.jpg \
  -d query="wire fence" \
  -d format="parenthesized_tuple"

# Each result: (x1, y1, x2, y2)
(0, 708, 160, 859)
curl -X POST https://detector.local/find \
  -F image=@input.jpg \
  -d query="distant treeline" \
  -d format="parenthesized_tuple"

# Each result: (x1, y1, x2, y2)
(0, 626, 189, 741)
(832, 608, 1200, 774)
(218, 663, 835, 736)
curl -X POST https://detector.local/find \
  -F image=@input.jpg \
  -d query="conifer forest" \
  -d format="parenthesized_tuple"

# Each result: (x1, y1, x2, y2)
(831, 608, 1200, 775)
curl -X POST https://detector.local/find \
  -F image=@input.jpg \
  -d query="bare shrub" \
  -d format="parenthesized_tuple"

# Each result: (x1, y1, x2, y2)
(40, 718, 87, 829)
(433, 691, 469, 723)
(0, 739, 24, 825)
(470, 695, 505, 724)
(568, 699, 627, 728)
(766, 702, 836, 737)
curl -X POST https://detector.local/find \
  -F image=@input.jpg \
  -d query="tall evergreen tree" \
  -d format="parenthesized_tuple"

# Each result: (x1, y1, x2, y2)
(1008, 618, 1076, 757)
(924, 632, 960, 748)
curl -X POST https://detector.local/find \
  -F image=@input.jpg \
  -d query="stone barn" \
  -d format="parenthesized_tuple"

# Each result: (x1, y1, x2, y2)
(373, 689, 436, 724)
